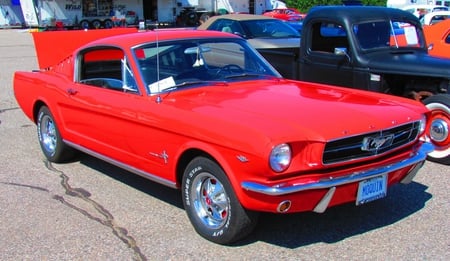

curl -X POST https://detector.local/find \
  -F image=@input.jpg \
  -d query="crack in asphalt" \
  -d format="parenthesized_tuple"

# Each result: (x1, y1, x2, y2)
(41, 159, 148, 261)
(0, 107, 25, 126)
(0, 182, 49, 192)
(0, 107, 20, 113)
(2, 163, 147, 260)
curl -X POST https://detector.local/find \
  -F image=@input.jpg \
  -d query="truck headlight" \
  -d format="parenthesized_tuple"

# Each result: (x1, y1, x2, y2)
(269, 144, 291, 172)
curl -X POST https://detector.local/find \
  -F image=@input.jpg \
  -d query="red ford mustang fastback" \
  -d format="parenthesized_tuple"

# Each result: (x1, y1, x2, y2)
(14, 28, 433, 245)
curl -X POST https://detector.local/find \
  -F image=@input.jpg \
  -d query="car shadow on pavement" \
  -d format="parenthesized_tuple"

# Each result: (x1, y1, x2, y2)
(78, 153, 431, 248)
(78, 153, 184, 209)
(243, 181, 431, 248)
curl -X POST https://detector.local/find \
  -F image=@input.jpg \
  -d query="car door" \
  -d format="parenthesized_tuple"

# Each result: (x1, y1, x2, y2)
(59, 46, 183, 183)
(59, 46, 147, 163)
(300, 21, 355, 88)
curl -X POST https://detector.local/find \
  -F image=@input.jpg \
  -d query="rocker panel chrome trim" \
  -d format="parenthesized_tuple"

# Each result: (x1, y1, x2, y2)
(241, 142, 433, 196)
(64, 140, 178, 189)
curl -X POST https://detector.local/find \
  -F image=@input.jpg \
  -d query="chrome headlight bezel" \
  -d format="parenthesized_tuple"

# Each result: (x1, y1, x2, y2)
(419, 115, 427, 136)
(269, 143, 292, 173)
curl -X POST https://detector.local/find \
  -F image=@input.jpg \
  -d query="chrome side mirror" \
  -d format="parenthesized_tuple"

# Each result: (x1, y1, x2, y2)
(334, 47, 351, 63)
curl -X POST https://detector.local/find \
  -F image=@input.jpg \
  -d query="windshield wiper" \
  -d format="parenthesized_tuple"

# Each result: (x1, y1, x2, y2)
(162, 81, 227, 92)
(224, 73, 265, 79)
(175, 81, 206, 87)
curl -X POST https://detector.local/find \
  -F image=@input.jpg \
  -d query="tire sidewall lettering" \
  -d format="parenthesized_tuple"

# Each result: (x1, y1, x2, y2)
(184, 166, 202, 206)
(211, 196, 231, 238)
(37, 111, 44, 143)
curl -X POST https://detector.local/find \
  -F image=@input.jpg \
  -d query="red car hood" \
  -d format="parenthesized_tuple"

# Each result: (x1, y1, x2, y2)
(168, 79, 427, 146)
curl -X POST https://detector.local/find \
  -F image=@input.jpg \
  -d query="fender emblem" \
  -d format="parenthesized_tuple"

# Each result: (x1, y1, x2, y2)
(361, 134, 394, 152)
(149, 150, 169, 164)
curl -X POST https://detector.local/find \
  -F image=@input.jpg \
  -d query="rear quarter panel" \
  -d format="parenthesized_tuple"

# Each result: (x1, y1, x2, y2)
(14, 71, 73, 130)
(13, 71, 45, 122)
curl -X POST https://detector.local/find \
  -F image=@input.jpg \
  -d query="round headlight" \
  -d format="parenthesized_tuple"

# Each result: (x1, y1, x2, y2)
(269, 144, 291, 172)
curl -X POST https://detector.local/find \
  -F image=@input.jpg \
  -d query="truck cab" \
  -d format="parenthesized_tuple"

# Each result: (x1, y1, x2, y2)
(293, 6, 450, 164)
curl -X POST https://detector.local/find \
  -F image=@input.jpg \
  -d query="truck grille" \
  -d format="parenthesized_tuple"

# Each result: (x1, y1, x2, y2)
(323, 121, 421, 165)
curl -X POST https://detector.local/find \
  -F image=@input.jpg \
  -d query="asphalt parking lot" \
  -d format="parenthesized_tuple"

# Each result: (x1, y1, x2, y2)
(0, 29, 449, 260)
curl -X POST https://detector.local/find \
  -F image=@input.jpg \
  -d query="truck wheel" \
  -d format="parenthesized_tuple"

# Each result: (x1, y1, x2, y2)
(103, 19, 113, 29)
(182, 157, 259, 244)
(91, 20, 102, 29)
(37, 106, 74, 163)
(79, 20, 90, 29)
(423, 94, 450, 165)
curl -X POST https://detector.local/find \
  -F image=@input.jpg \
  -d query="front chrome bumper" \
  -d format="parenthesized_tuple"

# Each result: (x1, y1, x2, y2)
(241, 142, 434, 197)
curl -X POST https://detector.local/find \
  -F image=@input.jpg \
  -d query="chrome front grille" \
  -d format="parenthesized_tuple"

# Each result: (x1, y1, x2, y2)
(323, 121, 421, 165)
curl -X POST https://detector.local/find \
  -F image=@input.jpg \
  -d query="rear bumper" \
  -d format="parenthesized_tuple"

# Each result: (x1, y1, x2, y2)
(241, 142, 433, 196)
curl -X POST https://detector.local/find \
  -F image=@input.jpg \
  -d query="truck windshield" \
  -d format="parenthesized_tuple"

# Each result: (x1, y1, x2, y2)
(353, 21, 423, 50)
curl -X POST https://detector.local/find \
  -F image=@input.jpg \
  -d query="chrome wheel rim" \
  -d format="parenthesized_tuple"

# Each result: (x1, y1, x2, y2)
(40, 115, 57, 156)
(191, 172, 229, 229)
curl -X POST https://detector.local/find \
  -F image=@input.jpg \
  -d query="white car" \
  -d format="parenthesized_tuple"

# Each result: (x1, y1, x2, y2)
(401, 4, 449, 18)
(420, 10, 450, 25)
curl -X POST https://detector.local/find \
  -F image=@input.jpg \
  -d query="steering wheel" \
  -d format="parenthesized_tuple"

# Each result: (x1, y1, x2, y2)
(217, 64, 244, 75)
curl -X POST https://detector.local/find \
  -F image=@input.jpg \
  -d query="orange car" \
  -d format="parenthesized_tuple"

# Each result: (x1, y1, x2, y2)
(423, 19, 450, 59)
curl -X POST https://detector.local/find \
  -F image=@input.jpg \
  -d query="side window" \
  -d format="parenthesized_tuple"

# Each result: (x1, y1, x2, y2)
(78, 47, 138, 93)
(310, 22, 349, 54)
(209, 19, 241, 35)
(208, 20, 224, 31)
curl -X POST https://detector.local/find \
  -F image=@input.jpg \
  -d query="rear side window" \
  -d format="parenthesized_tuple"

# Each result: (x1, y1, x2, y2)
(77, 47, 138, 93)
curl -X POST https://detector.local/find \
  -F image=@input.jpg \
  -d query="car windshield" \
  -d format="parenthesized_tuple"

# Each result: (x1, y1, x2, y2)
(241, 19, 300, 39)
(353, 20, 424, 50)
(134, 38, 281, 94)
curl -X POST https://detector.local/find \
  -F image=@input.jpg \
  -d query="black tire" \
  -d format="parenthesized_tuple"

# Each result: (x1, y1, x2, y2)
(182, 157, 259, 244)
(37, 106, 74, 163)
(91, 20, 102, 29)
(423, 94, 450, 165)
(103, 19, 114, 29)
(79, 20, 90, 29)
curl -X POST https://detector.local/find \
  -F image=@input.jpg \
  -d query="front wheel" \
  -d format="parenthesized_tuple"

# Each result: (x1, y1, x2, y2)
(182, 157, 259, 245)
(423, 94, 450, 165)
(37, 106, 74, 163)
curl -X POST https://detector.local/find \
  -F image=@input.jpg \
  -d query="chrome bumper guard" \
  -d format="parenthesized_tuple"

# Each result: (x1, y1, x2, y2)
(241, 142, 434, 197)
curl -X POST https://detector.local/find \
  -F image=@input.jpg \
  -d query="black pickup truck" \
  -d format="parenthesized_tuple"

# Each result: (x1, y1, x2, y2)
(262, 6, 450, 164)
